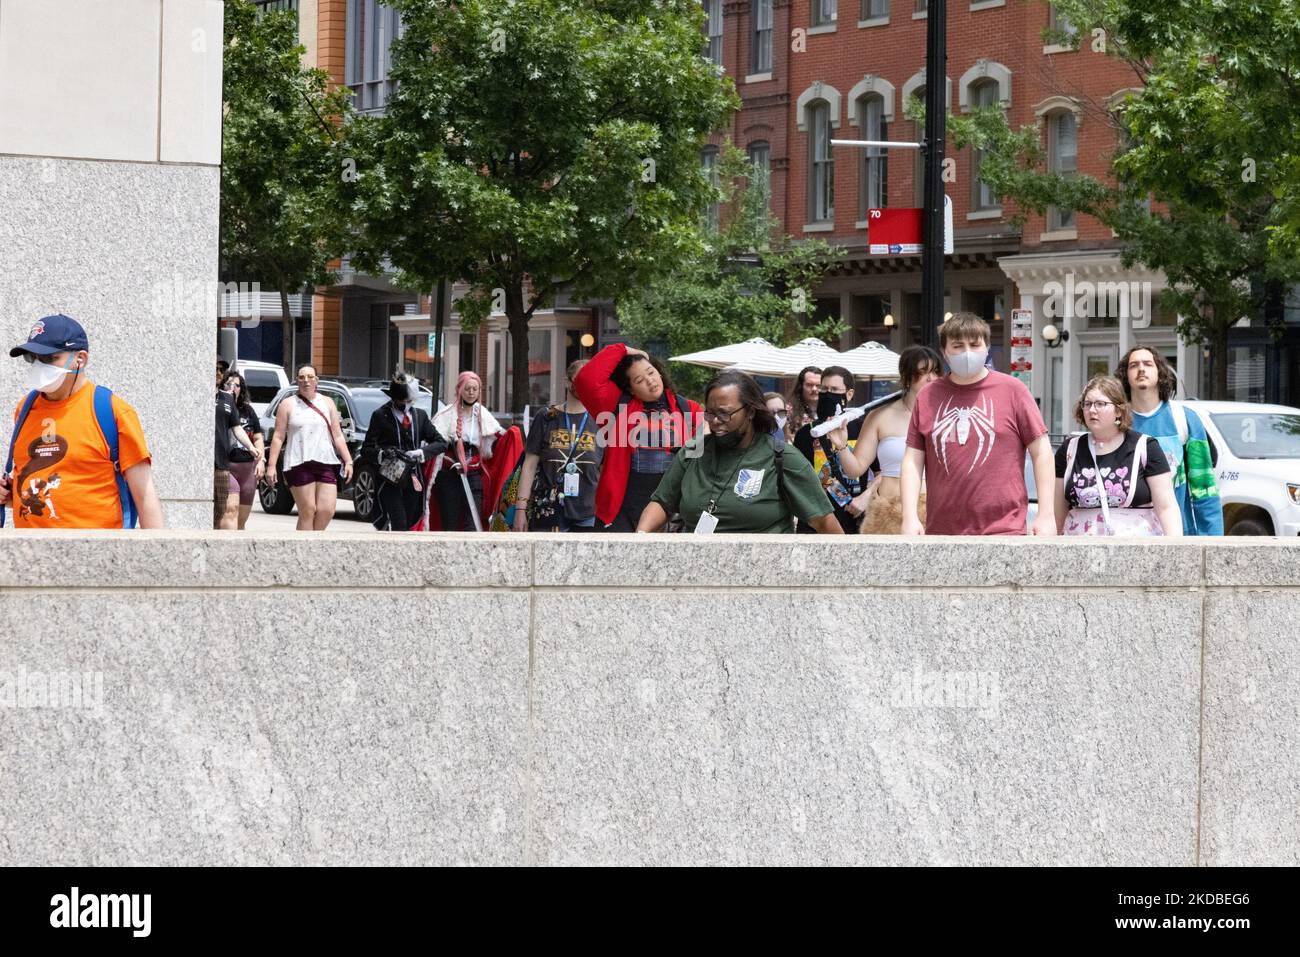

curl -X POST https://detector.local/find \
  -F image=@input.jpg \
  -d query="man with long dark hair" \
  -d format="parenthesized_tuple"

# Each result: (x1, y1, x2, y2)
(785, 365, 821, 444)
(1115, 346, 1222, 535)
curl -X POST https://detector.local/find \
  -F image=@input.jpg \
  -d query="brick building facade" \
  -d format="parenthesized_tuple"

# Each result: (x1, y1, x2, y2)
(712, 0, 1208, 430)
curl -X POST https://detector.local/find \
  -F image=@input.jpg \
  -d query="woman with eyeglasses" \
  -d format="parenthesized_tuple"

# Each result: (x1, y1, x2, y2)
(635, 369, 843, 534)
(266, 365, 354, 531)
(1053, 375, 1181, 536)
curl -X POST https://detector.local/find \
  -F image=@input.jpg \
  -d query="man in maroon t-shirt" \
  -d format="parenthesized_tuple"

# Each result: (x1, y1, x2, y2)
(901, 313, 1057, 536)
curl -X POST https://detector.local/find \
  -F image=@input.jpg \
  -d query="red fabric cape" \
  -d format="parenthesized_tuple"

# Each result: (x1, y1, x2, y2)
(412, 425, 523, 531)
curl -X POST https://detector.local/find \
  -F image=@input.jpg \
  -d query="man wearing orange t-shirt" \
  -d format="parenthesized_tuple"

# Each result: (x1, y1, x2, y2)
(0, 314, 164, 529)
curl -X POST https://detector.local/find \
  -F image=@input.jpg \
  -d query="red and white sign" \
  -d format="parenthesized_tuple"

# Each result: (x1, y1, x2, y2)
(867, 208, 922, 255)
(1010, 308, 1033, 385)
(867, 197, 954, 255)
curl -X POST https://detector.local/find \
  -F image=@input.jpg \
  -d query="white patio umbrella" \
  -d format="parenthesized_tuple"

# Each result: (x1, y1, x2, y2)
(839, 340, 903, 379)
(668, 337, 790, 375)
(770, 337, 902, 380)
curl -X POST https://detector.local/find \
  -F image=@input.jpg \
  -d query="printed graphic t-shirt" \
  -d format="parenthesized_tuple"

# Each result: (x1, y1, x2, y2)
(906, 370, 1047, 535)
(525, 407, 604, 522)
(1055, 431, 1170, 509)
(9, 383, 151, 528)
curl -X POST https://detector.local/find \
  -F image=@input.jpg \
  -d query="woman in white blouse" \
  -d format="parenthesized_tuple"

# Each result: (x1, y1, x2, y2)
(266, 366, 355, 531)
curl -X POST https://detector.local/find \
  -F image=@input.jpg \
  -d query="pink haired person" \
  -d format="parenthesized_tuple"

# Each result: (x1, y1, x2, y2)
(429, 371, 506, 530)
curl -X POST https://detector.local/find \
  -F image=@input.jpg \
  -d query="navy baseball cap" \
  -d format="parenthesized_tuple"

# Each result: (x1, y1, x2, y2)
(9, 314, 89, 358)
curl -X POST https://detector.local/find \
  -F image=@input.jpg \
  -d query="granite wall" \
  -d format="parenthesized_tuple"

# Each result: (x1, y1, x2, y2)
(0, 532, 1295, 866)
(0, 0, 224, 528)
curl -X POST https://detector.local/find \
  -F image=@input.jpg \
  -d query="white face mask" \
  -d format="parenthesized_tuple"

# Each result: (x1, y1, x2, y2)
(27, 356, 74, 393)
(774, 413, 788, 430)
(948, 349, 988, 378)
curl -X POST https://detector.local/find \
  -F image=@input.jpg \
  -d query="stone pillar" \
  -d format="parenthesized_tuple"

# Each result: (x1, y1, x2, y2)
(0, 0, 224, 529)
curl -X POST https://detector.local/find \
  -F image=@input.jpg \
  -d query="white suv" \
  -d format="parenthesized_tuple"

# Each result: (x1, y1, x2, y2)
(1184, 400, 1300, 536)
(231, 359, 290, 417)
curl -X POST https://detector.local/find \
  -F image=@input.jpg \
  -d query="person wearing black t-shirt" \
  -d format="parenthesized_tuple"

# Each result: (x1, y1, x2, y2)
(793, 366, 869, 533)
(1053, 375, 1182, 536)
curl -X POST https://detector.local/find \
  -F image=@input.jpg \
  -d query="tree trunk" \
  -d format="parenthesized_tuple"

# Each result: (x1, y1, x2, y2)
(279, 281, 293, 375)
(506, 279, 530, 418)
(1211, 316, 1229, 401)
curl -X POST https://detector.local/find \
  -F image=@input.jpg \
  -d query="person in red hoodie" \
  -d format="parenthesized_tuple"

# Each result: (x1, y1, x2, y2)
(573, 343, 702, 532)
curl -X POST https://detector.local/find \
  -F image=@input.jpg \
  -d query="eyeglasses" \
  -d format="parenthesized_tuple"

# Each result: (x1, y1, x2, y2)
(1082, 400, 1114, 411)
(703, 407, 746, 423)
(21, 353, 67, 365)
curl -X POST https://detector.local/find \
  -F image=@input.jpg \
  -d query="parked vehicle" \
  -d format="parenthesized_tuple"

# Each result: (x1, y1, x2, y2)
(1183, 400, 1300, 536)
(233, 360, 290, 417)
(257, 382, 435, 523)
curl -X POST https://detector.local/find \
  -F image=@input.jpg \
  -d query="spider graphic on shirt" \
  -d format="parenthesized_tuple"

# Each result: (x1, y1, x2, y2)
(931, 396, 996, 474)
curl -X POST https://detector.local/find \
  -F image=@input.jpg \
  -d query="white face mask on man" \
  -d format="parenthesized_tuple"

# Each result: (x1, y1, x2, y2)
(947, 349, 988, 378)
(26, 354, 77, 393)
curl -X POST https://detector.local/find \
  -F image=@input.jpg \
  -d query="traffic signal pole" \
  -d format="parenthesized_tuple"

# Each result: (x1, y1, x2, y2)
(918, 0, 947, 349)
(832, 1, 947, 349)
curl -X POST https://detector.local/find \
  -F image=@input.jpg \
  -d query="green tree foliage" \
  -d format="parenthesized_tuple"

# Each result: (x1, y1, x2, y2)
(618, 146, 843, 398)
(346, 0, 737, 412)
(948, 0, 1300, 398)
(221, 1, 352, 362)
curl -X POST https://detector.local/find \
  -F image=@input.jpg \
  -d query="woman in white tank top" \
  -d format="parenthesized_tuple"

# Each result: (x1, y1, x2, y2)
(266, 366, 355, 531)
(826, 346, 942, 534)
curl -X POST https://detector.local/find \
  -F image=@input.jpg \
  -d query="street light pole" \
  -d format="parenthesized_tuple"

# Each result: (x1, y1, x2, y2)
(919, 0, 947, 349)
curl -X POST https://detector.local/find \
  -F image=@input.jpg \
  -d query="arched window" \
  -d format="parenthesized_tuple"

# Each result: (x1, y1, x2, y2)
(969, 79, 1000, 210)
(809, 103, 835, 223)
(702, 146, 721, 231)
(704, 0, 723, 66)
(909, 86, 926, 206)
(857, 95, 888, 216)
(1047, 110, 1078, 229)
(747, 140, 771, 210)
(752, 0, 772, 74)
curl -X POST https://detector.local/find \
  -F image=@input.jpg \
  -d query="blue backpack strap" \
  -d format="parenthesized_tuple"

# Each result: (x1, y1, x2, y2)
(92, 385, 138, 529)
(1, 390, 41, 529)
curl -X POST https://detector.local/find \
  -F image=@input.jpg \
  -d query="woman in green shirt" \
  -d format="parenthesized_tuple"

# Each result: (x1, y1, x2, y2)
(636, 369, 844, 534)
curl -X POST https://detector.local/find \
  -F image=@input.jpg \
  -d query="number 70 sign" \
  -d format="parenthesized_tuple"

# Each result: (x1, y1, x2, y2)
(867, 198, 953, 256)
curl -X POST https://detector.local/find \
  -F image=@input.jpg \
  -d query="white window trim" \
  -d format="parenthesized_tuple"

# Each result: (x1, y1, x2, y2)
(1043, 41, 1078, 55)
(970, 0, 1005, 9)
(847, 75, 897, 123)
(744, 72, 774, 84)
(796, 83, 843, 132)
(1034, 95, 1083, 125)
(804, 222, 835, 232)
(967, 208, 1002, 221)
(1039, 228, 1078, 242)
(808, 24, 838, 35)
(912, 9, 927, 19)
(902, 69, 952, 111)
(858, 16, 889, 28)
(855, 218, 873, 229)
(958, 60, 1012, 112)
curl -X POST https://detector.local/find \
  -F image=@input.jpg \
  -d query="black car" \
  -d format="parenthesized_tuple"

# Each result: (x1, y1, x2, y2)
(258, 382, 435, 523)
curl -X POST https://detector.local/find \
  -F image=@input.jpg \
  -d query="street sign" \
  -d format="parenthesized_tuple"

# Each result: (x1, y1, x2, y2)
(867, 198, 954, 255)
(427, 333, 436, 357)
(867, 208, 922, 255)
(1011, 307, 1033, 387)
